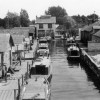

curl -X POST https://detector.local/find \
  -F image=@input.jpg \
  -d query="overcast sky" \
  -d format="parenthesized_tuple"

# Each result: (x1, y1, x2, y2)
(0, 0, 100, 20)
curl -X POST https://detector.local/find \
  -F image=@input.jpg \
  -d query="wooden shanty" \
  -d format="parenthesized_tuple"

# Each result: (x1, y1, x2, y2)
(12, 34, 25, 66)
(81, 20, 100, 45)
(0, 33, 14, 77)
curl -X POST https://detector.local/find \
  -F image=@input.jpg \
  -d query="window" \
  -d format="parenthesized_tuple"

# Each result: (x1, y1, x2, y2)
(48, 24, 52, 28)
(39, 24, 43, 29)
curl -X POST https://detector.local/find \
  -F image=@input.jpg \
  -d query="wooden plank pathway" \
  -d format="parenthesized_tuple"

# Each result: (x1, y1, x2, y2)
(0, 40, 38, 100)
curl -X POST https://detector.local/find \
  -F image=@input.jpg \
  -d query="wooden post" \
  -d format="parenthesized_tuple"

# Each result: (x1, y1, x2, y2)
(5, 66, 7, 82)
(18, 79, 20, 98)
(27, 62, 29, 78)
(20, 53, 21, 66)
(14, 89, 16, 100)
(1, 53, 4, 79)
(22, 75, 24, 86)
(24, 50, 25, 61)
(27, 62, 29, 72)
(17, 45, 18, 59)
(10, 50, 12, 67)
(29, 65, 31, 78)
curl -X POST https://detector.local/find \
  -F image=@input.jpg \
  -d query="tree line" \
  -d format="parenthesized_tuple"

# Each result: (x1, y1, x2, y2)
(0, 9, 33, 28)
(45, 6, 99, 36)
(45, 6, 99, 28)
(0, 6, 99, 30)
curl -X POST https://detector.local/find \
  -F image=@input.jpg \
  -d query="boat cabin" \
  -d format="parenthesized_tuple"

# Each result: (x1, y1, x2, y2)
(37, 44, 49, 54)
(67, 44, 80, 59)
(30, 57, 51, 75)
(39, 38, 48, 44)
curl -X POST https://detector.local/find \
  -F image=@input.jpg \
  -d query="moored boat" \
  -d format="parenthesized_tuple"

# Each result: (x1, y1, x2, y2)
(67, 44, 80, 60)
(21, 77, 51, 100)
(37, 44, 49, 54)
(30, 56, 51, 76)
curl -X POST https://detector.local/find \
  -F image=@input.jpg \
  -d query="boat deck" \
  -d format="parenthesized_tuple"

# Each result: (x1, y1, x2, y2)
(21, 77, 49, 100)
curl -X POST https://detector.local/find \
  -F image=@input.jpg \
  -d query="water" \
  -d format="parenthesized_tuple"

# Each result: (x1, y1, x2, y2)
(49, 39, 100, 100)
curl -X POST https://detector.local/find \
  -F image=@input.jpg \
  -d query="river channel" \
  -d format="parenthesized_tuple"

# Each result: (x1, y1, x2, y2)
(49, 39, 100, 100)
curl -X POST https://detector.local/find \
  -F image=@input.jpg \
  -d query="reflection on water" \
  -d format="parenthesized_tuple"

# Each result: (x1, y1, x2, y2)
(49, 39, 100, 100)
(80, 62, 100, 92)
(67, 60, 80, 68)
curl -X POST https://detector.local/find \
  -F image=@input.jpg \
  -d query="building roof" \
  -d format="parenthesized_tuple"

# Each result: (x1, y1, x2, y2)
(29, 27, 35, 33)
(0, 27, 30, 37)
(81, 20, 100, 32)
(93, 30, 100, 37)
(35, 15, 56, 24)
(0, 33, 14, 52)
(81, 25, 93, 32)
(93, 26, 100, 29)
(56, 25, 66, 32)
(12, 34, 25, 44)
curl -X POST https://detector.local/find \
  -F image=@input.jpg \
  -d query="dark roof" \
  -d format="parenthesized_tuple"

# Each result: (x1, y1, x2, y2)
(0, 33, 14, 52)
(56, 25, 66, 31)
(29, 28, 35, 33)
(81, 20, 100, 32)
(36, 15, 56, 24)
(12, 35, 25, 44)
(93, 30, 100, 37)
(0, 27, 30, 37)
(81, 25, 93, 32)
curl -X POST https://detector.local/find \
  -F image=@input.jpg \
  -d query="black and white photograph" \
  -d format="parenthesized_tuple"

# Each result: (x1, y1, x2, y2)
(0, 0, 100, 100)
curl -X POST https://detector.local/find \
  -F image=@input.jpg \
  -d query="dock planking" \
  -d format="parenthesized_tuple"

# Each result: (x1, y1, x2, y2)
(0, 90, 14, 100)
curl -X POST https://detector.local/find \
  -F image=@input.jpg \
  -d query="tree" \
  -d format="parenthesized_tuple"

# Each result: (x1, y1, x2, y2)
(20, 9, 30, 27)
(45, 6, 67, 24)
(5, 11, 20, 28)
(87, 14, 98, 23)
(63, 15, 76, 29)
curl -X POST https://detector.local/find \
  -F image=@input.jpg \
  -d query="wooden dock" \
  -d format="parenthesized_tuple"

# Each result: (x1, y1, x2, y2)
(0, 40, 38, 100)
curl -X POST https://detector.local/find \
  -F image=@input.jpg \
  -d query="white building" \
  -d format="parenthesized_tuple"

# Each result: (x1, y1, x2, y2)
(35, 15, 56, 38)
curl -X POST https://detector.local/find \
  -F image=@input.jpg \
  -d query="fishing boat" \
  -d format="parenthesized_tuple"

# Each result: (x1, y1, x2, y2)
(67, 44, 80, 60)
(30, 56, 51, 75)
(21, 77, 51, 100)
(66, 37, 76, 46)
(37, 44, 49, 54)
(38, 38, 48, 45)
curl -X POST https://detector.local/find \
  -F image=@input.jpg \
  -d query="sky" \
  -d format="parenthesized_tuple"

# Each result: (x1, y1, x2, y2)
(0, 0, 100, 20)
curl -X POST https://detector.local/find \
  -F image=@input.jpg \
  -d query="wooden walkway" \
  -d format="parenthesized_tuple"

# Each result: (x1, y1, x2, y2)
(0, 90, 14, 100)
(0, 40, 38, 100)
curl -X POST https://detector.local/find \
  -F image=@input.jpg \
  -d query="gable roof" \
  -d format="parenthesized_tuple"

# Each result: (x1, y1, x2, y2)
(81, 20, 100, 32)
(0, 27, 30, 37)
(93, 30, 100, 37)
(93, 26, 100, 29)
(56, 25, 66, 31)
(36, 15, 56, 24)
(12, 35, 25, 44)
(81, 25, 93, 32)
(0, 33, 14, 52)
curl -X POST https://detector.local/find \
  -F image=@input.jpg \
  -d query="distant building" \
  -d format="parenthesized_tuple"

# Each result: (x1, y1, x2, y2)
(81, 20, 100, 45)
(35, 15, 56, 38)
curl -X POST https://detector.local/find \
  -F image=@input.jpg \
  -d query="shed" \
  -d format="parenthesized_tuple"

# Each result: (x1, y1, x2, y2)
(0, 33, 14, 77)
(11, 34, 25, 62)
(92, 30, 100, 42)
